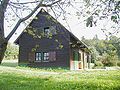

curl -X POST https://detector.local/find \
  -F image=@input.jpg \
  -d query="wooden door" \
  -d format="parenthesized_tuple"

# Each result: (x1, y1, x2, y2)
(73, 51, 79, 70)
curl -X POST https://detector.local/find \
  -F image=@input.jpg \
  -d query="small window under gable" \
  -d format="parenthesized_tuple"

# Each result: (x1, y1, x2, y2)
(44, 26, 57, 37)
(44, 27, 50, 36)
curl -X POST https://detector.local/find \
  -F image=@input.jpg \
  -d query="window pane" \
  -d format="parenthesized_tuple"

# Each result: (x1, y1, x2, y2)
(36, 52, 42, 61)
(44, 53, 47, 56)
(39, 57, 41, 60)
(36, 52, 49, 62)
(36, 57, 38, 61)
(36, 53, 39, 56)
(43, 52, 49, 61)
(46, 53, 49, 56)
(38, 53, 41, 56)
(44, 27, 50, 36)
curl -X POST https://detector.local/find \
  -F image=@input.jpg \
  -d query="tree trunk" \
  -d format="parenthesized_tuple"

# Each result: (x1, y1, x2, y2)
(0, 39, 7, 64)
(0, 9, 6, 64)
(0, 0, 10, 64)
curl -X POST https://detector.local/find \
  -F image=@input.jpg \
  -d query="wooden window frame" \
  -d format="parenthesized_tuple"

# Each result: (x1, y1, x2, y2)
(44, 27, 50, 36)
(43, 52, 49, 62)
(35, 51, 56, 62)
(35, 52, 42, 62)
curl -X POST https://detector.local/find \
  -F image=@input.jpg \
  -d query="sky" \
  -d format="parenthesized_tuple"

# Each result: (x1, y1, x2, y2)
(4, 0, 120, 43)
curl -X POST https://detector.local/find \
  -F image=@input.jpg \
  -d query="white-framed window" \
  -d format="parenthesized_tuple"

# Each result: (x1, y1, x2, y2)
(43, 52, 49, 62)
(44, 26, 57, 36)
(35, 52, 42, 61)
(35, 52, 49, 62)
(44, 27, 50, 36)
(35, 52, 56, 62)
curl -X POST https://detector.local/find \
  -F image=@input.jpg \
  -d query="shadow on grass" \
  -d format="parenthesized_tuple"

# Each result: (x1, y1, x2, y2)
(0, 60, 69, 71)
(29, 66, 70, 72)
(1, 60, 18, 67)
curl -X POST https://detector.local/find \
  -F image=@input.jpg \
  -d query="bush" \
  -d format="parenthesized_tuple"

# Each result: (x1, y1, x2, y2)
(101, 53, 118, 67)
(105, 61, 117, 66)
(94, 61, 103, 67)
(102, 59, 117, 67)
(117, 61, 120, 67)
(93, 61, 104, 69)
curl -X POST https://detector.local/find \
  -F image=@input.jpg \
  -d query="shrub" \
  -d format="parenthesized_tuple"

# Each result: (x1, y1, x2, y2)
(102, 59, 117, 67)
(94, 61, 103, 67)
(105, 61, 117, 66)
(101, 53, 118, 67)
(117, 61, 120, 67)
(93, 61, 104, 69)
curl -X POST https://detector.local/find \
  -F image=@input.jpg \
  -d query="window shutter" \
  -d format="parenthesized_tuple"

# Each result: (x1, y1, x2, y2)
(28, 52, 35, 63)
(49, 51, 56, 61)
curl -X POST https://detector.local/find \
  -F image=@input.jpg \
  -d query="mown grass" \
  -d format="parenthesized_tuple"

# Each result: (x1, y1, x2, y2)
(0, 60, 120, 90)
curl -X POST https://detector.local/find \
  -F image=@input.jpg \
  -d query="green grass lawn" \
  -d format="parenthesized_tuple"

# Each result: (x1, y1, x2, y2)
(0, 60, 120, 90)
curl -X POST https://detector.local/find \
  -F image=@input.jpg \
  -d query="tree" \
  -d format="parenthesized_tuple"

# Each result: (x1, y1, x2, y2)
(109, 36, 120, 59)
(0, 0, 62, 63)
(82, 35, 119, 67)
(0, 0, 10, 63)
(0, 0, 119, 64)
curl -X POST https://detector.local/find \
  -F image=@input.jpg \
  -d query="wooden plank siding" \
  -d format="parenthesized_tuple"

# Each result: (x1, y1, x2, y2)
(17, 9, 70, 68)
(15, 9, 90, 70)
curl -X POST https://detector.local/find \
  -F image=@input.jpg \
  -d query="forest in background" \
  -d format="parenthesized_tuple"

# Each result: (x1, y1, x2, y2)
(82, 35, 120, 68)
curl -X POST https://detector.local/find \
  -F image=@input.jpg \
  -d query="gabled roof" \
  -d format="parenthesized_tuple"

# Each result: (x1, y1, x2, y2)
(14, 8, 89, 50)
(69, 31, 89, 49)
